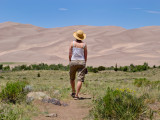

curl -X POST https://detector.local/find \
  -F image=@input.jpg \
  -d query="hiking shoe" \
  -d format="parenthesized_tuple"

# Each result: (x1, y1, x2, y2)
(71, 93, 76, 98)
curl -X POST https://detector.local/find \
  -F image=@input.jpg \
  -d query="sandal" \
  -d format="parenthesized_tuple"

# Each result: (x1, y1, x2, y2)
(71, 93, 76, 98)
(74, 96, 80, 100)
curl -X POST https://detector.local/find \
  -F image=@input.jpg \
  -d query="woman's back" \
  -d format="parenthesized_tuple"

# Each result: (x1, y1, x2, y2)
(71, 41, 86, 61)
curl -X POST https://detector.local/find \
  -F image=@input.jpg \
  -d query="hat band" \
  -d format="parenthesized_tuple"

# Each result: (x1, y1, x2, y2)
(76, 33, 84, 39)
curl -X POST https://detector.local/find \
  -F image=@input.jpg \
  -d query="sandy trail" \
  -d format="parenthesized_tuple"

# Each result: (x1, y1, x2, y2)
(33, 94, 92, 120)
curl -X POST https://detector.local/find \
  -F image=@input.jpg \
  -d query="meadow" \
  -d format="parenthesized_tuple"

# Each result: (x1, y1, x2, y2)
(0, 64, 160, 119)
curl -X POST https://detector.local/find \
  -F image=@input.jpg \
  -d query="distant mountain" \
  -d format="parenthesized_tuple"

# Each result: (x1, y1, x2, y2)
(0, 21, 160, 66)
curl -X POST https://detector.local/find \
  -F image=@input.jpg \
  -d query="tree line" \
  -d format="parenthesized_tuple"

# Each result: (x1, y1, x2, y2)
(0, 62, 158, 73)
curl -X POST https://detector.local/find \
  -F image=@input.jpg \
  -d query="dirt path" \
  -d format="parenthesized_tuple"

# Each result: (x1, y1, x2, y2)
(33, 94, 92, 120)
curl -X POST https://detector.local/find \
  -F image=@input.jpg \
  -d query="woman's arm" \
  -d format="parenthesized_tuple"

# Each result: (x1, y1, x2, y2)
(69, 42, 72, 61)
(84, 44, 87, 62)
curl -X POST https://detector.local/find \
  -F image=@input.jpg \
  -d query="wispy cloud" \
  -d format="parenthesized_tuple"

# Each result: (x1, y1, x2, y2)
(131, 8, 143, 10)
(58, 8, 68, 11)
(131, 8, 160, 15)
(145, 10, 160, 14)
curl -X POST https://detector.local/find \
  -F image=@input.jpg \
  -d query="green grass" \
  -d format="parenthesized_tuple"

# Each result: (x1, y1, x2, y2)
(0, 68, 160, 119)
(0, 102, 38, 120)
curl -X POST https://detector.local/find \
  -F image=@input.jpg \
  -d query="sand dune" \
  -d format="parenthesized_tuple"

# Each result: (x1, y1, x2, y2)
(0, 21, 160, 66)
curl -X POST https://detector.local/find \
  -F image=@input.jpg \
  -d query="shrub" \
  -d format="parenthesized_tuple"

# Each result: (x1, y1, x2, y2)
(49, 64, 59, 70)
(87, 66, 93, 72)
(37, 73, 41, 77)
(2, 65, 10, 71)
(130, 63, 149, 72)
(0, 76, 4, 79)
(20, 65, 27, 70)
(92, 68, 98, 73)
(134, 78, 151, 87)
(153, 65, 156, 68)
(90, 87, 150, 120)
(119, 66, 129, 72)
(87, 66, 98, 73)
(12, 66, 22, 71)
(106, 66, 114, 70)
(114, 63, 118, 71)
(0, 81, 29, 104)
(0, 64, 3, 70)
(97, 66, 106, 71)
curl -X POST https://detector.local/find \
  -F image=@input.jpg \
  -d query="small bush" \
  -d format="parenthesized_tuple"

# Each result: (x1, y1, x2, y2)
(0, 76, 4, 79)
(0, 81, 29, 104)
(87, 66, 93, 72)
(12, 66, 22, 71)
(114, 63, 118, 71)
(0, 64, 3, 70)
(37, 73, 41, 77)
(134, 78, 151, 87)
(87, 66, 99, 73)
(153, 65, 156, 68)
(92, 68, 98, 73)
(106, 66, 114, 70)
(90, 87, 150, 120)
(2, 65, 10, 71)
(97, 66, 105, 71)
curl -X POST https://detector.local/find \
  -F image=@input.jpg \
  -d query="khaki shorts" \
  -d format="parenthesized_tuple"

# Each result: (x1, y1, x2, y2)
(69, 60, 86, 82)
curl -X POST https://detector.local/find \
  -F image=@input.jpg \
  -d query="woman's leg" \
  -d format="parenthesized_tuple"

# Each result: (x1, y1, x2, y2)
(75, 61, 85, 98)
(70, 61, 77, 94)
(75, 81, 82, 97)
(70, 80, 75, 93)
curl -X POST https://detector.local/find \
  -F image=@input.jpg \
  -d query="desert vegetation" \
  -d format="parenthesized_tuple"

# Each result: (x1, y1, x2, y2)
(90, 88, 153, 120)
(0, 81, 29, 104)
(0, 63, 160, 119)
(0, 62, 157, 73)
(0, 80, 36, 120)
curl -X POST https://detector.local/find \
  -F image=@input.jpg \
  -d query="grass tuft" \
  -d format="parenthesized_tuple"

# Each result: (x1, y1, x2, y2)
(90, 87, 152, 120)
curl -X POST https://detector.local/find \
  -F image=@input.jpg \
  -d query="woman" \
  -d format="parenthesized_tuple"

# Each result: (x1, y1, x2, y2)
(69, 30, 87, 100)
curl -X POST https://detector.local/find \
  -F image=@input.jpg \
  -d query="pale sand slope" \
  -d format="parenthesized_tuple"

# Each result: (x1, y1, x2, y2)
(0, 21, 160, 67)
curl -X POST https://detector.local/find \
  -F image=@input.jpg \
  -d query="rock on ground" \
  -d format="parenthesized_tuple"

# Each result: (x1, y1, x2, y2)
(27, 92, 51, 101)
(45, 113, 57, 118)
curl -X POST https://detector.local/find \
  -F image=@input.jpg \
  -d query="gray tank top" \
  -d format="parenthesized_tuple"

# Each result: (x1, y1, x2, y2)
(71, 41, 85, 61)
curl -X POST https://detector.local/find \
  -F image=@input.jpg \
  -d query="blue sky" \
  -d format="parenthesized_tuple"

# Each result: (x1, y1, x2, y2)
(0, 0, 160, 29)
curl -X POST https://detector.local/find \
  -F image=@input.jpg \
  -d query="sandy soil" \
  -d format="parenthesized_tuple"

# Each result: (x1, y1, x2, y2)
(33, 94, 92, 120)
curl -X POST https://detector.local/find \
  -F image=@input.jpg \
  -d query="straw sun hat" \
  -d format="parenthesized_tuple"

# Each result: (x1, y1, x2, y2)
(73, 30, 86, 40)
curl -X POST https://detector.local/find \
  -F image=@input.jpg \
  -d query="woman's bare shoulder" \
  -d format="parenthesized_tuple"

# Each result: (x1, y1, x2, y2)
(70, 41, 75, 45)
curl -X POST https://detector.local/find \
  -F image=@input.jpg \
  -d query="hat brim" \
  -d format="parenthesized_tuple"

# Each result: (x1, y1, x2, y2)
(73, 32, 86, 40)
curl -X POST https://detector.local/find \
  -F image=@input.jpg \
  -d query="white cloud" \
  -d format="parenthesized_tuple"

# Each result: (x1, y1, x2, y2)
(58, 8, 68, 11)
(145, 10, 160, 14)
